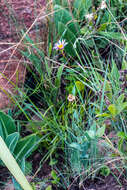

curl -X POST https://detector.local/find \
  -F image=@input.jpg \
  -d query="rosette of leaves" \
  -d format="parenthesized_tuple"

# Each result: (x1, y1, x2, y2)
(0, 111, 38, 168)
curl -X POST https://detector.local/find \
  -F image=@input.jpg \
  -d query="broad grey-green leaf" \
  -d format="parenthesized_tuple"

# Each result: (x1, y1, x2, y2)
(73, 0, 92, 20)
(0, 111, 16, 139)
(5, 132, 19, 153)
(69, 142, 82, 151)
(14, 134, 37, 161)
(54, 5, 80, 35)
(96, 125, 105, 137)
(87, 130, 95, 139)
(58, 21, 76, 42)
(57, 21, 77, 56)
(0, 121, 5, 139)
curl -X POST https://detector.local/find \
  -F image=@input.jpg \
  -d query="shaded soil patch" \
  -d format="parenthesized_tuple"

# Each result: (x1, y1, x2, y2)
(82, 174, 127, 190)
(69, 174, 127, 190)
(1, 154, 127, 190)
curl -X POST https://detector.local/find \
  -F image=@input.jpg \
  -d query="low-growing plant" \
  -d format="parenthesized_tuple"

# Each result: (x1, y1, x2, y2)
(0, 111, 39, 189)
(3, 0, 126, 189)
(0, 136, 33, 190)
(0, 111, 38, 165)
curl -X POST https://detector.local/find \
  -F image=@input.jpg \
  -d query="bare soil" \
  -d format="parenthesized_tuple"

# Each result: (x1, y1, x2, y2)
(0, 0, 46, 109)
(1, 151, 127, 190)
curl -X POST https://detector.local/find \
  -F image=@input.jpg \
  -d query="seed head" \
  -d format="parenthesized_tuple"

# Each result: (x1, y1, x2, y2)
(67, 94, 75, 102)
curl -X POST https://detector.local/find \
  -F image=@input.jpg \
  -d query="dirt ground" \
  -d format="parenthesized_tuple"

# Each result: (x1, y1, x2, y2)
(31, 152, 127, 190)
(0, 0, 46, 109)
(1, 151, 127, 190)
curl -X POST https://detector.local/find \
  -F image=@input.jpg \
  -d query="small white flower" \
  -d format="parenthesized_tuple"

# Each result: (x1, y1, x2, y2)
(67, 94, 75, 102)
(85, 13, 94, 21)
(53, 39, 68, 50)
(100, 0, 107, 9)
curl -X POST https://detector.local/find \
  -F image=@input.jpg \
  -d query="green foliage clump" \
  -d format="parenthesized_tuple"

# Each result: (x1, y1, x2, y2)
(1, 0, 127, 189)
